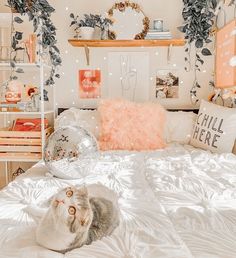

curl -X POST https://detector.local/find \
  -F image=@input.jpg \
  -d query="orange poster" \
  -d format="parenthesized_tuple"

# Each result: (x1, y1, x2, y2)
(79, 70, 101, 99)
(215, 19, 236, 88)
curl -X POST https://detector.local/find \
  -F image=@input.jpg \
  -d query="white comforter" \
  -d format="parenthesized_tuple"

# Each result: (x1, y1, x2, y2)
(0, 144, 236, 258)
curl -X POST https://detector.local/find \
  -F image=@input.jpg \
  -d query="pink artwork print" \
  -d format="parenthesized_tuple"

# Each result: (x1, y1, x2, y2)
(216, 19, 236, 88)
(79, 70, 101, 99)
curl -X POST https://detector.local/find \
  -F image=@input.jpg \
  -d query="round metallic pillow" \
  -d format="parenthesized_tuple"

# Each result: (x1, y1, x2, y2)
(44, 126, 98, 179)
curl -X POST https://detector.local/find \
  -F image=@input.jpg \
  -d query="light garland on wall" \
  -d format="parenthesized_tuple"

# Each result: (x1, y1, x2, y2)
(56, 2, 230, 108)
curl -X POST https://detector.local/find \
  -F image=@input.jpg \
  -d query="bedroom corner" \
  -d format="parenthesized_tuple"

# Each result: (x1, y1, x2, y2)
(0, 0, 236, 257)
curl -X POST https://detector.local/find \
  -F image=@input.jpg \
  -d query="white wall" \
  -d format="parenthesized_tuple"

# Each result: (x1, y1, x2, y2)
(0, 0, 235, 110)
(52, 0, 210, 110)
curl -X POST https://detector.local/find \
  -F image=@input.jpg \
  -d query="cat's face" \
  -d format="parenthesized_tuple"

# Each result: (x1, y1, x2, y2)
(51, 186, 93, 233)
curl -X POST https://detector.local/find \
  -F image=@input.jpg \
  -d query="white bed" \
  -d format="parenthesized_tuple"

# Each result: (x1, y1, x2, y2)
(0, 144, 236, 258)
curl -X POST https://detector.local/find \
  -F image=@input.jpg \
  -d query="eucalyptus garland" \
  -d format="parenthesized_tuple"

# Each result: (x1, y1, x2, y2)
(179, 0, 218, 104)
(7, 0, 62, 86)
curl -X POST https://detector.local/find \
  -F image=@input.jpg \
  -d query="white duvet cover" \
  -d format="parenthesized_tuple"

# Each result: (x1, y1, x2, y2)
(0, 144, 236, 258)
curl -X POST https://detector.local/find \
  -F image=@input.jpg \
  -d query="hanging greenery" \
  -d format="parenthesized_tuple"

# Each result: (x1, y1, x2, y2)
(179, 0, 218, 104)
(6, 0, 62, 86)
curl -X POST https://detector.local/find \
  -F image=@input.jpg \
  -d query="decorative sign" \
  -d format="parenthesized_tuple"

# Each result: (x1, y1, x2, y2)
(215, 19, 236, 88)
(190, 100, 236, 154)
(192, 113, 224, 149)
(78, 70, 101, 99)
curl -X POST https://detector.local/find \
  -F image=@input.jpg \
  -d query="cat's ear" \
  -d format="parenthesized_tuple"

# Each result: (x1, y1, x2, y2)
(78, 186, 88, 196)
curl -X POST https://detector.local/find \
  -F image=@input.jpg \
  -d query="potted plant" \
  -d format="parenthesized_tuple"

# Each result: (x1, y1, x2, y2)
(70, 14, 97, 39)
(95, 15, 113, 40)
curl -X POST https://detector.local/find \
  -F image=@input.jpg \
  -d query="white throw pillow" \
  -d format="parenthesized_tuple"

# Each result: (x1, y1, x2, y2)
(164, 111, 197, 144)
(190, 100, 236, 153)
(55, 108, 100, 138)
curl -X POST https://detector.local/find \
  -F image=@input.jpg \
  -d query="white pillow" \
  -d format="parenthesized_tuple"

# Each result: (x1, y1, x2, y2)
(55, 108, 100, 139)
(164, 111, 197, 144)
(190, 100, 236, 154)
(56, 109, 198, 145)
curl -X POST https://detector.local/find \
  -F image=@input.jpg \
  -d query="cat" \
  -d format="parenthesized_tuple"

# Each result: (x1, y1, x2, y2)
(36, 186, 120, 253)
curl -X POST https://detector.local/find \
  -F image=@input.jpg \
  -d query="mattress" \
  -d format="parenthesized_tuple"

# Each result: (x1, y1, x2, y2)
(0, 144, 236, 258)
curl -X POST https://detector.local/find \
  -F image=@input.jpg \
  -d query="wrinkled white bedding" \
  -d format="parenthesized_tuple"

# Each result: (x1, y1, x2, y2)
(0, 144, 236, 258)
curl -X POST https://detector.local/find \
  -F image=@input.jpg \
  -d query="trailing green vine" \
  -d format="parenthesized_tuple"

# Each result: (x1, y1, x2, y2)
(7, 0, 62, 86)
(179, 0, 218, 104)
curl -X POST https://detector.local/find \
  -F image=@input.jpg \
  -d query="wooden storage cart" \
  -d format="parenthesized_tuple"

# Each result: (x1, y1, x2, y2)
(0, 127, 53, 162)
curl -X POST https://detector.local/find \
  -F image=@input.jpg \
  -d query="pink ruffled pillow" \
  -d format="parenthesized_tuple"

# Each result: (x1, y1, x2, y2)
(99, 99, 167, 151)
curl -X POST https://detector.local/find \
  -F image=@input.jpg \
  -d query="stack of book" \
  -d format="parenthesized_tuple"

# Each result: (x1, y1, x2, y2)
(145, 30, 172, 40)
(11, 118, 49, 131)
(0, 102, 28, 112)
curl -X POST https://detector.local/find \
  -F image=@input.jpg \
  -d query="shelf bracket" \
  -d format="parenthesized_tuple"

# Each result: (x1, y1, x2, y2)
(84, 45, 90, 66)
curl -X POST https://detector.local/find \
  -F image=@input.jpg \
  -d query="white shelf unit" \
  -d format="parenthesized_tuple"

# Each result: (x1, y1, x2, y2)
(0, 110, 55, 115)
(0, 61, 55, 186)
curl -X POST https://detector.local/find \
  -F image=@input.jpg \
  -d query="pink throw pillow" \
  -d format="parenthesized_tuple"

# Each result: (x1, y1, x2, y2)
(99, 99, 167, 151)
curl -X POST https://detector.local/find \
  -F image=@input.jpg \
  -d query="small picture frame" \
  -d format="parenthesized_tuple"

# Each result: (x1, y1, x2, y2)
(155, 70, 179, 99)
(78, 69, 101, 99)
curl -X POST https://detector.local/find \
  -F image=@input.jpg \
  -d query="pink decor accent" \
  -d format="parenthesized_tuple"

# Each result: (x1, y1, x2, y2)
(99, 99, 167, 151)
(216, 19, 236, 88)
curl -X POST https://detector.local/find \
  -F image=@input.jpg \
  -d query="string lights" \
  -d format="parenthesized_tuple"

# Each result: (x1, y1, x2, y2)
(56, 2, 222, 109)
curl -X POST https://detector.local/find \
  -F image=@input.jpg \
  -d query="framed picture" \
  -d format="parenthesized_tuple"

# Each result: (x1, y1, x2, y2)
(155, 70, 179, 99)
(78, 70, 101, 99)
(215, 19, 236, 88)
(108, 52, 149, 101)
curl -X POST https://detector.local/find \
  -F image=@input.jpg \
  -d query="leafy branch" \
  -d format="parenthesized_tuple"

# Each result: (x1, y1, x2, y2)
(179, 0, 218, 104)
(7, 0, 62, 86)
(70, 13, 113, 34)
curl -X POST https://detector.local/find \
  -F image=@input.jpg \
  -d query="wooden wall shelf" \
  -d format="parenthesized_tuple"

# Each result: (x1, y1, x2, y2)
(68, 39, 185, 48)
(68, 39, 185, 65)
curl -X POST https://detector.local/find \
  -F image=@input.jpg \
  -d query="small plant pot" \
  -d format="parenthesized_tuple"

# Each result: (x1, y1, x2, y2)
(79, 27, 95, 40)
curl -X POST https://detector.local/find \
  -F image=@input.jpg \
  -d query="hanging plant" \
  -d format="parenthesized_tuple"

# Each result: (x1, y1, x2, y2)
(179, 0, 218, 104)
(6, 0, 62, 86)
